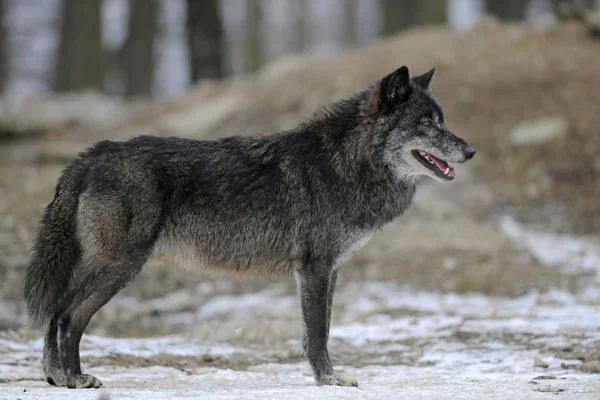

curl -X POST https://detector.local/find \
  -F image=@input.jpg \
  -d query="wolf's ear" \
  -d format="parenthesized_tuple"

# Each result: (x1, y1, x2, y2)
(379, 66, 411, 113)
(412, 68, 435, 90)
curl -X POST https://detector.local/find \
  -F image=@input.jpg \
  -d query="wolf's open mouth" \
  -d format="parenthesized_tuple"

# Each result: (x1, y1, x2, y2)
(412, 150, 455, 181)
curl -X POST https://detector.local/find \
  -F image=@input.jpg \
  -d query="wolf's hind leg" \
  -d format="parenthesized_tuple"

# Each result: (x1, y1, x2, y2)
(57, 284, 116, 389)
(56, 189, 160, 388)
(57, 253, 150, 388)
(43, 318, 65, 386)
(296, 266, 357, 387)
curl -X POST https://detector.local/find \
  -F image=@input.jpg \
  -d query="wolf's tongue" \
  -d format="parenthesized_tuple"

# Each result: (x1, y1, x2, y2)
(428, 154, 456, 178)
(428, 154, 448, 171)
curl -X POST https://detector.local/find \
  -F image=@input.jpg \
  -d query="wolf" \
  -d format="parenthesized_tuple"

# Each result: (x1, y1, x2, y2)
(24, 66, 475, 389)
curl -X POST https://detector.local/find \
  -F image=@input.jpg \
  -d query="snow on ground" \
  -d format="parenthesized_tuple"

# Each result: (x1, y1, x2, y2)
(1, 363, 599, 400)
(500, 215, 600, 281)
(2, 282, 600, 399)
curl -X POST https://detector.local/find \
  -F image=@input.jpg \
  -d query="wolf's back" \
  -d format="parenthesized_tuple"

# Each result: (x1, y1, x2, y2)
(24, 160, 88, 325)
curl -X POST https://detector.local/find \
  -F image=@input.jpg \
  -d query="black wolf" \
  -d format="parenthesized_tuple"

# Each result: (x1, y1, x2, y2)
(24, 66, 475, 388)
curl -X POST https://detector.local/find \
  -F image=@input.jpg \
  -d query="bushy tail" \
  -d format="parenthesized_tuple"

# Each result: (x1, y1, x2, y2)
(24, 162, 87, 326)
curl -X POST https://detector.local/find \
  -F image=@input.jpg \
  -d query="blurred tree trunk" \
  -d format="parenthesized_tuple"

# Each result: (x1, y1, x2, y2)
(382, 0, 419, 36)
(418, 0, 447, 25)
(344, 0, 358, 46)
(290, 0, 307, 52)
(0, 0, 5, 93)
(187, 0, 224, 81)
(120, 0, 158, 97)
(244, 0, 263, 72)
(552, 0, 600, 37)
(55, 0, 106, 92)
(486, 0, 529, 21)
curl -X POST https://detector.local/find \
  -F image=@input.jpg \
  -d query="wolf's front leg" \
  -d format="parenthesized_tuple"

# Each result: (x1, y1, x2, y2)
(295, 266, 358, 387)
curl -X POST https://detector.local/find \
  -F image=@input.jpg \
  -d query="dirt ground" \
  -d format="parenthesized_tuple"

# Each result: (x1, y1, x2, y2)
(1, 20, 600, 399)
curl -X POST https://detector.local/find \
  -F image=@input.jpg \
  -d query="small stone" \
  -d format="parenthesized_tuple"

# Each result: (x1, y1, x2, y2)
(533, 375, 556, 380)
(534, 356, 549, 368)
(579, 360, 600, 373)
(533, 385, 564, 393)
(509, 116, 568, 147)
(187, 367, 211, 375)
(592, 157, 600, 173)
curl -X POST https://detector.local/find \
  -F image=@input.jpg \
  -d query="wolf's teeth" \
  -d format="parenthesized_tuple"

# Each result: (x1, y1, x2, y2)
(444, 167, 450, 175)
(418, 150, 427, 156)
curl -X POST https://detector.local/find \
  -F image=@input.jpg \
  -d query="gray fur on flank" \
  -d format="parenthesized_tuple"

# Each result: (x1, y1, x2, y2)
(24, 66, 475, 388)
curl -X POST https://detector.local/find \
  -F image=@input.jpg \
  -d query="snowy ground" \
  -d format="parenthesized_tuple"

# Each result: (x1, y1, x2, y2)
(2, 279, 600, 399)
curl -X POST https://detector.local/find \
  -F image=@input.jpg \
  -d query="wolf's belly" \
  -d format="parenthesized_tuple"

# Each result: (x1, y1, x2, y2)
(152, 227, 302, 277)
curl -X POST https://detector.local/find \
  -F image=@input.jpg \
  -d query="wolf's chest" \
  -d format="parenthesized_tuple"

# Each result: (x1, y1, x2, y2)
(333, 230, 375, 269)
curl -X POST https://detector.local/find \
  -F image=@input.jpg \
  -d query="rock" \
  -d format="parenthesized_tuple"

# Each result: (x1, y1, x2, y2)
(187, 367, 212, 375)
(534, 356, 549, 368)
(533, 385, 565, 393)
(579, 360, 600, 373)
(532, 375, 556, 380)
(509, 116, 569, 147)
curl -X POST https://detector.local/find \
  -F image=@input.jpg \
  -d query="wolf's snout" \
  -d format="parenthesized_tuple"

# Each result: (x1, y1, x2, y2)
(464, 146, 476, 160)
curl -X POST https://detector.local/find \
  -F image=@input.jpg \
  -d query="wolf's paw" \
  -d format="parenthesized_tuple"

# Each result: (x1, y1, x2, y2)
(65, 373, 102, 389)
(316, 372, 358, 387)
(44, 368, 66, 387)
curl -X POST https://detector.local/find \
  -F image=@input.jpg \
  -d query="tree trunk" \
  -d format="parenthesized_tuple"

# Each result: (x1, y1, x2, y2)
(244, 0, 263, 73)
(344, 0, 358, 46)
(382, 0, 419, 36)
(486, 0, 530, 21)
(187, 0, 224, 82)
(418, 0, 447, 25)
(290, 0, 307, 52)
(120, 0, 158, 97)
(0, 0, 5, 93)
(55, 0, 106, 92)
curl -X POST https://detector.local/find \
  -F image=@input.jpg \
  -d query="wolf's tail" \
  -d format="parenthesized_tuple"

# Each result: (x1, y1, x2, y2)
(24, 161, 88, 326)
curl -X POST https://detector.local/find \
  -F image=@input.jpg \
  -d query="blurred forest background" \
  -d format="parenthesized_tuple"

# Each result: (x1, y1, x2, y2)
(0, 0, 598, 99)
(2, 2, 600, 395)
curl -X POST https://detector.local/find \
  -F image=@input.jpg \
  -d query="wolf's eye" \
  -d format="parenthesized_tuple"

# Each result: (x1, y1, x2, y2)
(422, 120, 431, 127)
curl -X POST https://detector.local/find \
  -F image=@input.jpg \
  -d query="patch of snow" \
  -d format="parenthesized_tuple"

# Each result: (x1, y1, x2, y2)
(500, 215, 600, 280)
(197, 289, 295, 319)
(3, 281, 600, 398)
(80, 335, 242, 359)
(331, 315, 461, 346)
(3, 361, 599, 400)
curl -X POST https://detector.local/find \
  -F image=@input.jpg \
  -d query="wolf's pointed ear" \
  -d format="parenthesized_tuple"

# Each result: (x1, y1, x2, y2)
(412, 68, 435, 90)
(379, 66, 411, 113)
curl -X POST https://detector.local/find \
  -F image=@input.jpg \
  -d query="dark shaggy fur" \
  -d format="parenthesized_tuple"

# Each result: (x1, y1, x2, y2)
(24, 66, 475, 388)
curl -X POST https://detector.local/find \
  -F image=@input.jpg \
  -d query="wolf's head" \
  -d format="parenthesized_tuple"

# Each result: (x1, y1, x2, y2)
(367, 66, 475, 183)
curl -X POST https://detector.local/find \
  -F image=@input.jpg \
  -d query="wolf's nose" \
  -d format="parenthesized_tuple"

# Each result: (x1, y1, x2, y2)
(464, 147, 476, 160)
